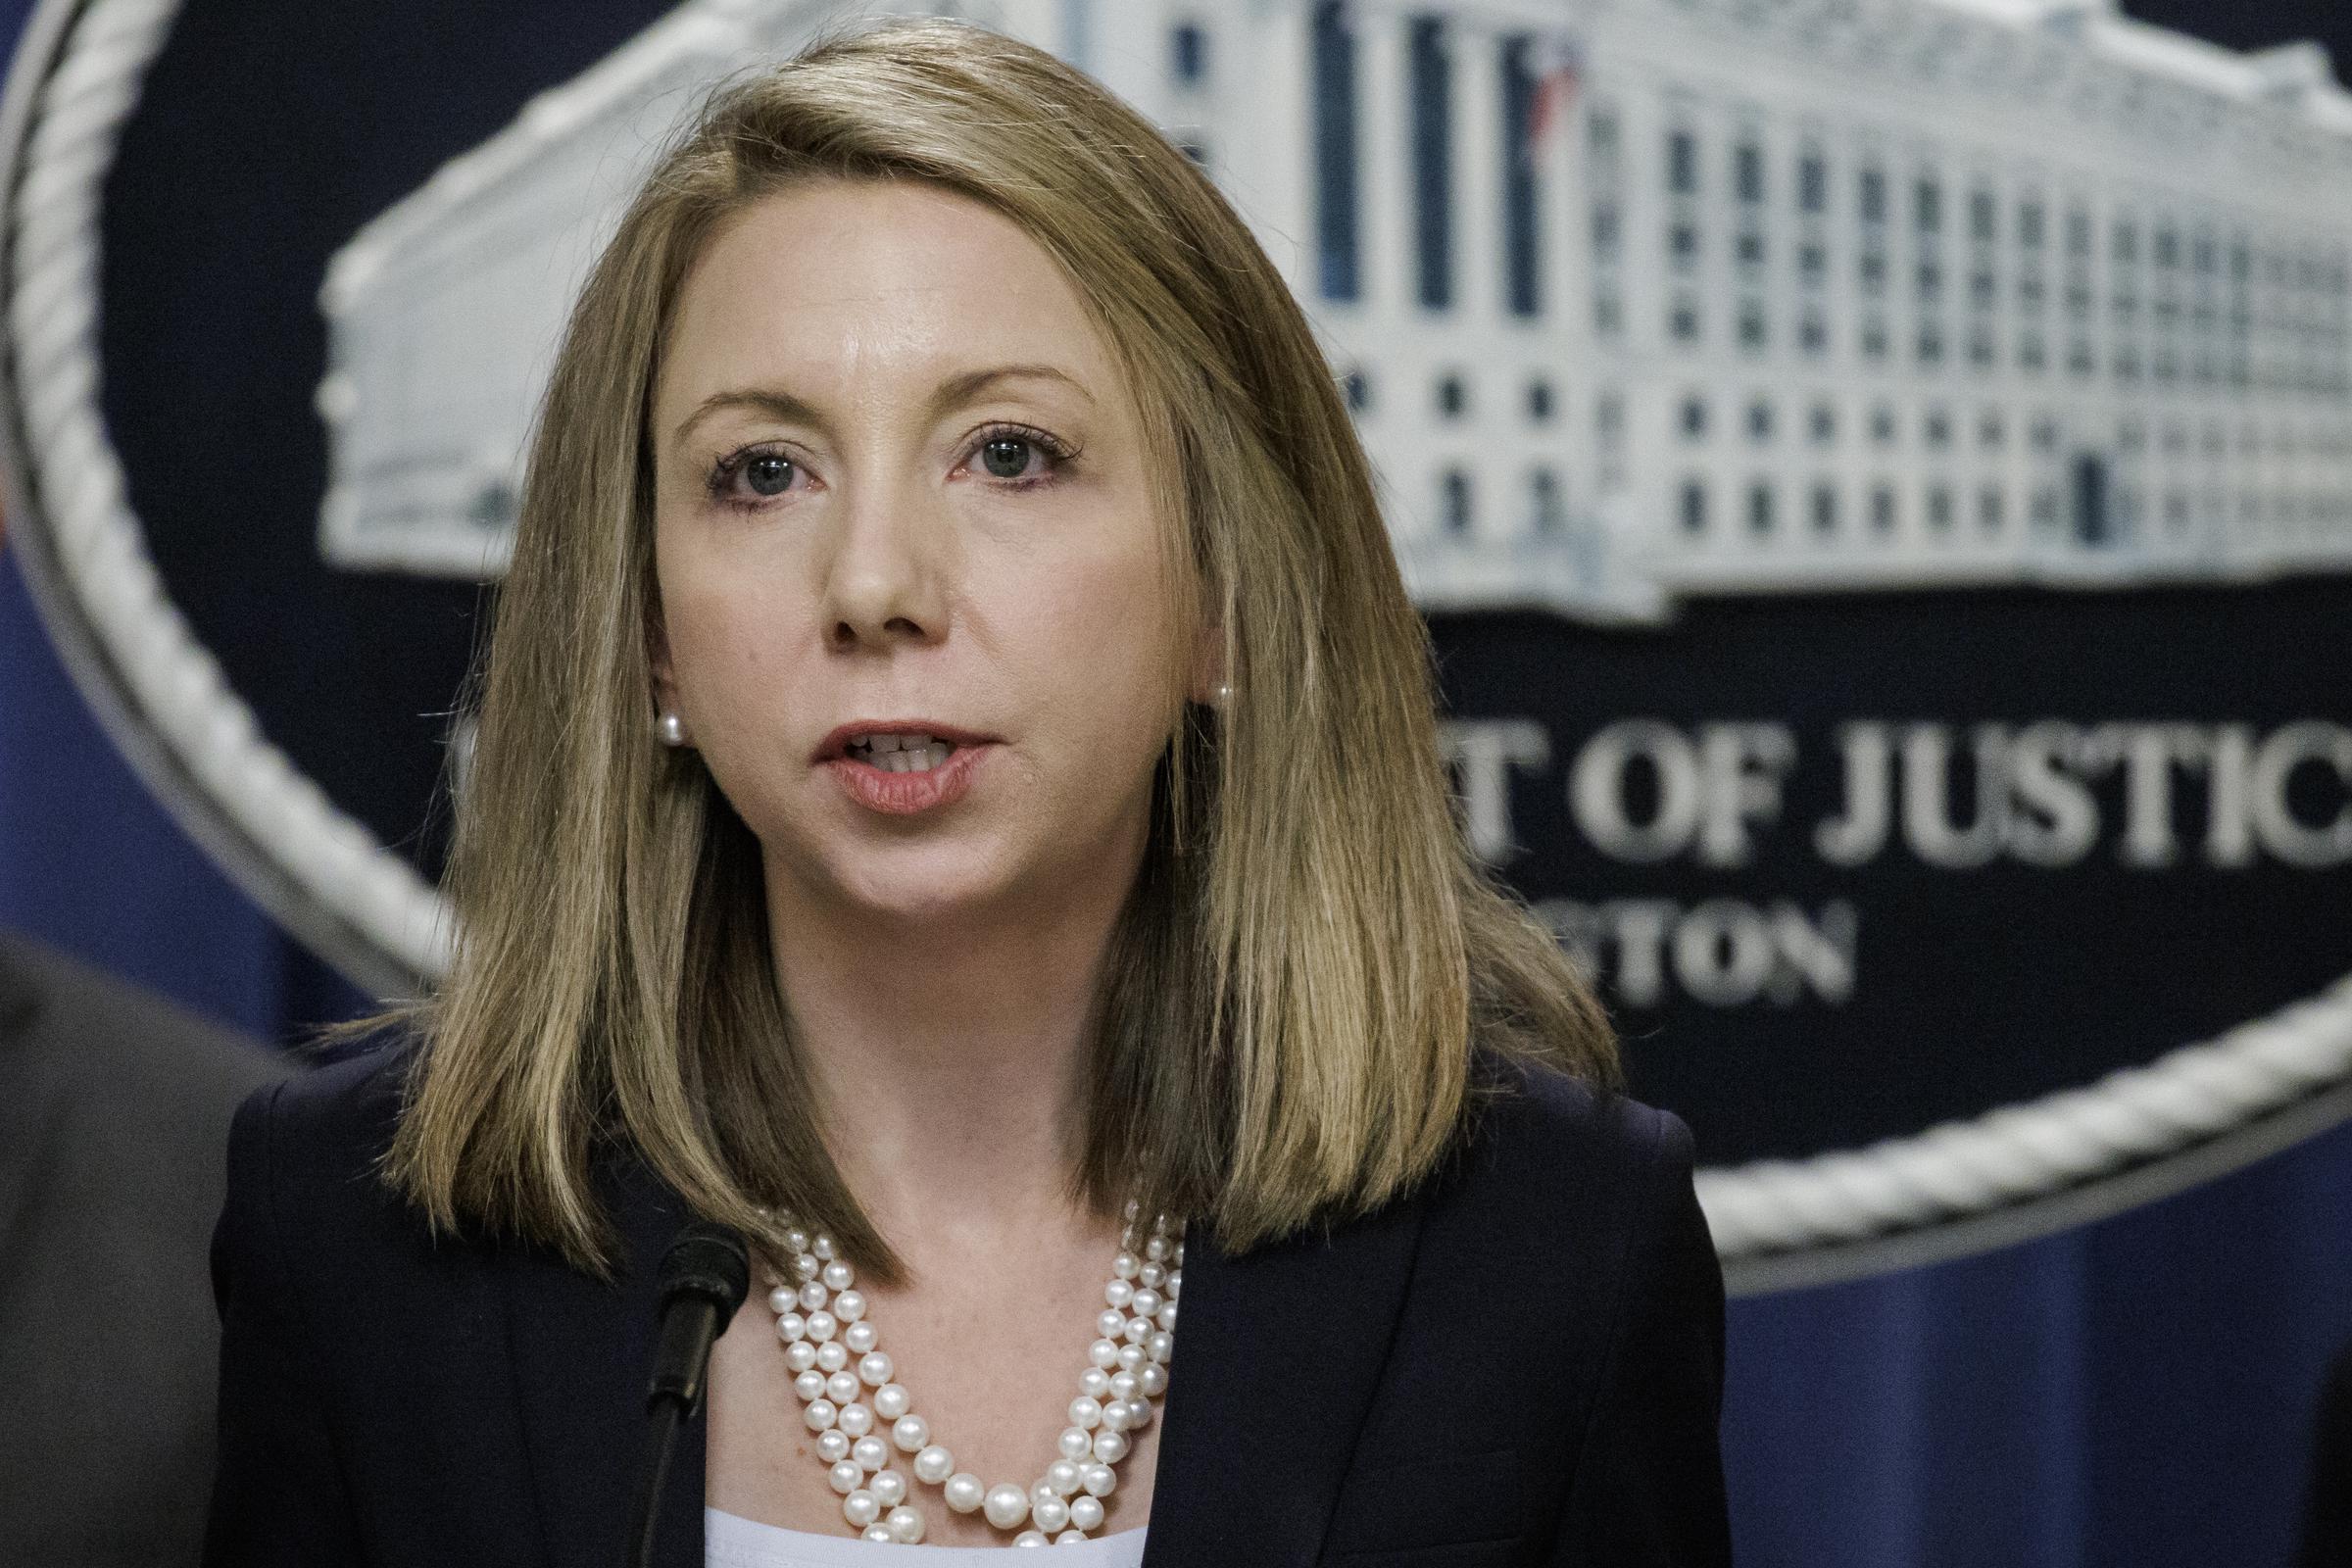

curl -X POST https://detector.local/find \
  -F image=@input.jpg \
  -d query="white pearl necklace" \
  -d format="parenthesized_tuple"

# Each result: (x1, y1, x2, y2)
(760, 1200, 1182, 1545)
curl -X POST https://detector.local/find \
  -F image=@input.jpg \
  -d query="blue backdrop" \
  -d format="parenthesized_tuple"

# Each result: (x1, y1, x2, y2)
(2, 10, 2347, 1566)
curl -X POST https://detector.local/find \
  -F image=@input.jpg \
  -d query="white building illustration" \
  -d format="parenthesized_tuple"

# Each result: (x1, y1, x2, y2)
(318, 0, 2352, 622)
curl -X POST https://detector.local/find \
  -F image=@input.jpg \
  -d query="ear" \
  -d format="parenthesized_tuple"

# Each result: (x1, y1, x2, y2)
(647, 606, 678, 717)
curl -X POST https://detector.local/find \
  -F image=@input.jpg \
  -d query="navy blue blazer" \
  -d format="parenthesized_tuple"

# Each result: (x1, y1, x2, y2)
(202, 1044, 1731, 1566)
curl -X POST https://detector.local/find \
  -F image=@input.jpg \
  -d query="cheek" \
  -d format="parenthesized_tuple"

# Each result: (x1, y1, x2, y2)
(1002, 538, 1181, 733)
(662, 559, 814, 715)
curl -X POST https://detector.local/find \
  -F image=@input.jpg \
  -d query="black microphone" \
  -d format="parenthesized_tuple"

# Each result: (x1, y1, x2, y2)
(623, 1220, 751, 1568)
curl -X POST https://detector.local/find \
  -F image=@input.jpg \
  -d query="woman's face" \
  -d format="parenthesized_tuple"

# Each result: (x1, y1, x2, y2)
(650, 178, 1199, 928)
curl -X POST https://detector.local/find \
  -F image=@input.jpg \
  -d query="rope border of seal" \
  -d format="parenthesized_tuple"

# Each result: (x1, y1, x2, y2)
(0, 0, 450, 985)
(5, 0, 2351, 1288)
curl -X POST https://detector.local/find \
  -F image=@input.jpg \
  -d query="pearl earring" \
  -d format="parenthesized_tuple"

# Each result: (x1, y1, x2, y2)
(657, 710, 690, 748)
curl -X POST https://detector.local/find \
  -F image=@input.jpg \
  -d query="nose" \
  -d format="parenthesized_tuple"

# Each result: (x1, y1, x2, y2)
(818, 471, 950, 653)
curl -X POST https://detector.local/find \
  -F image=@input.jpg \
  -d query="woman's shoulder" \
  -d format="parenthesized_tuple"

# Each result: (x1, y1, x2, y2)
(1413, 1046, 1710, 1290)
(1457, 1046, 1696, 1192)
(219, 1032, 431, 1261)
(230, 1034, 417, 1177)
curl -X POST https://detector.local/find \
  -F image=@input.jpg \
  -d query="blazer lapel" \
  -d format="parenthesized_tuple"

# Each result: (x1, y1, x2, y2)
(504, 1152, 708, 1568)
(1142, 1185, 1431, 1567)
(501, 1155, 1428, 1568)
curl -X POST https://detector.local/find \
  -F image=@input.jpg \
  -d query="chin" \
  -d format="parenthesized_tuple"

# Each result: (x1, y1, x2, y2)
(817, 840, 1022, 925)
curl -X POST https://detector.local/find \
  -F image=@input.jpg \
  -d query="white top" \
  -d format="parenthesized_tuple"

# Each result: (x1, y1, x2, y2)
(705, 1508, 1150, 1566)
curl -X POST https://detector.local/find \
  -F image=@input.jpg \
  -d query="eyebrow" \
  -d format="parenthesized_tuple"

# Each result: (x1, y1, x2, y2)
(671, 364, 1096, 448)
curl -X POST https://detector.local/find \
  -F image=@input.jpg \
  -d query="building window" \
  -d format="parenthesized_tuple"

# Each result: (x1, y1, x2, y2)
(1739, 301, 1767, 349)
(1914, 176, 1941, 235)
(1436, 372, 1467, 417)
(1799, 242, 1827, 281)
(1500, 35, 1543, 318)
(1810, 403, 1837, 444)
(1870, 485, 1897, 532)
(1979, 487, 2005, 531)
(1979, 410, 2005, 449)
(1408, 18, 1451, 309)
(1800, 312, 1828, 355)
(1799, 151, 1828, 214)
(1526, 377, 1553, 422)
(1925, 408, 1951, 448)
(1680, 479, 1708, 533)
(1681, 395, 1708, 440)
(1860, 167, 1886, 223)
(1747, 400, 1775, 442)
(1747, 482, 1775, 534)
(1343, 368, 1371, 412)
(1170, 21, 1208, 86)
(1862, 318, 1888, 360)
(1592, 203, 1622, 257)
(1531, 468, 1564, 533)
(1671, 297, 1700, 342)
(1736, 141, 1764, 203)
(1593, 291, 1622, 337)
(1927, 485, 1954, 530)
(1671, 222, 1700, 265)
(2018, 201, 2044, 250)
(1871, 404, 1897, 444)
(1309, 3, 1359, 302)
(1970, 188, 1996, 243)
(1669, 128, 1698, 195)
(1442, 468, 1472, 535)
(1811, 483, 1838, 533)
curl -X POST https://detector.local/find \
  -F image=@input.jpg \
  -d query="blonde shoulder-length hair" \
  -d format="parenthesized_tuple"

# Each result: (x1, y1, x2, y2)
(381, 15, 1617, 1284)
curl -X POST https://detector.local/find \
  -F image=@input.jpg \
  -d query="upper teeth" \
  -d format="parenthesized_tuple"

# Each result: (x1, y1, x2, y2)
(849, 733, 956, 772)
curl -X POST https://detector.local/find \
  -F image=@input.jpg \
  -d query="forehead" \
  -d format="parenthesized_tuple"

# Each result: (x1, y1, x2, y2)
(658, 178, 1119, 413)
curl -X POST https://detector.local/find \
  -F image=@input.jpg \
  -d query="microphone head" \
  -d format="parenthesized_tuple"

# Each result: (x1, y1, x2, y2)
(658, 1220, 751, 1314)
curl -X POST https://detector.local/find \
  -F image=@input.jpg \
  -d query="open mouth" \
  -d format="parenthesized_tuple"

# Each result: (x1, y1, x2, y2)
(843, 733, 960, 773)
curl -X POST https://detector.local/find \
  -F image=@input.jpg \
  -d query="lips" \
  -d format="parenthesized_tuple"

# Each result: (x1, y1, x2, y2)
(814, 720, 999, 816)
(811, 720, 999, 765)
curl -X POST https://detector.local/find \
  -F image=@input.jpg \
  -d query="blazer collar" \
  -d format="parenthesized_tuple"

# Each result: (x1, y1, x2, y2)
(503, 1157, 1432, 1566)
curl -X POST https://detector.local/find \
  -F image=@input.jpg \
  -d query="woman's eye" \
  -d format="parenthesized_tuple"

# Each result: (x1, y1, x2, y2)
(971, 428, 1074, 485)
(707, 447, 800, 507)
(979, 435, 1040, 481)
(744, 453, 794, 496)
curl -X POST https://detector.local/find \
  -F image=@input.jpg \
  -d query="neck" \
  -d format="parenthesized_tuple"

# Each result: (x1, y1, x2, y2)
(763, 849, 1140, 1262)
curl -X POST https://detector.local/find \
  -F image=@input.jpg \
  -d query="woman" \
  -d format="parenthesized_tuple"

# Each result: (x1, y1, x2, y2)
(204, 17, 1729, 1565)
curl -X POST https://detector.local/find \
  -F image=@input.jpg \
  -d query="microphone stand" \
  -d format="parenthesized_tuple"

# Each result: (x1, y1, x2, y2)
(623, 1221, 751, 1568)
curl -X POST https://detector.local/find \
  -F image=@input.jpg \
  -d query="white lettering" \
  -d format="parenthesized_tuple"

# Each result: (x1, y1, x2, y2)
(1569, 720, 1703, 863)
(1437, 717, 1550, 864)
(2252, 721, 2352, 867)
